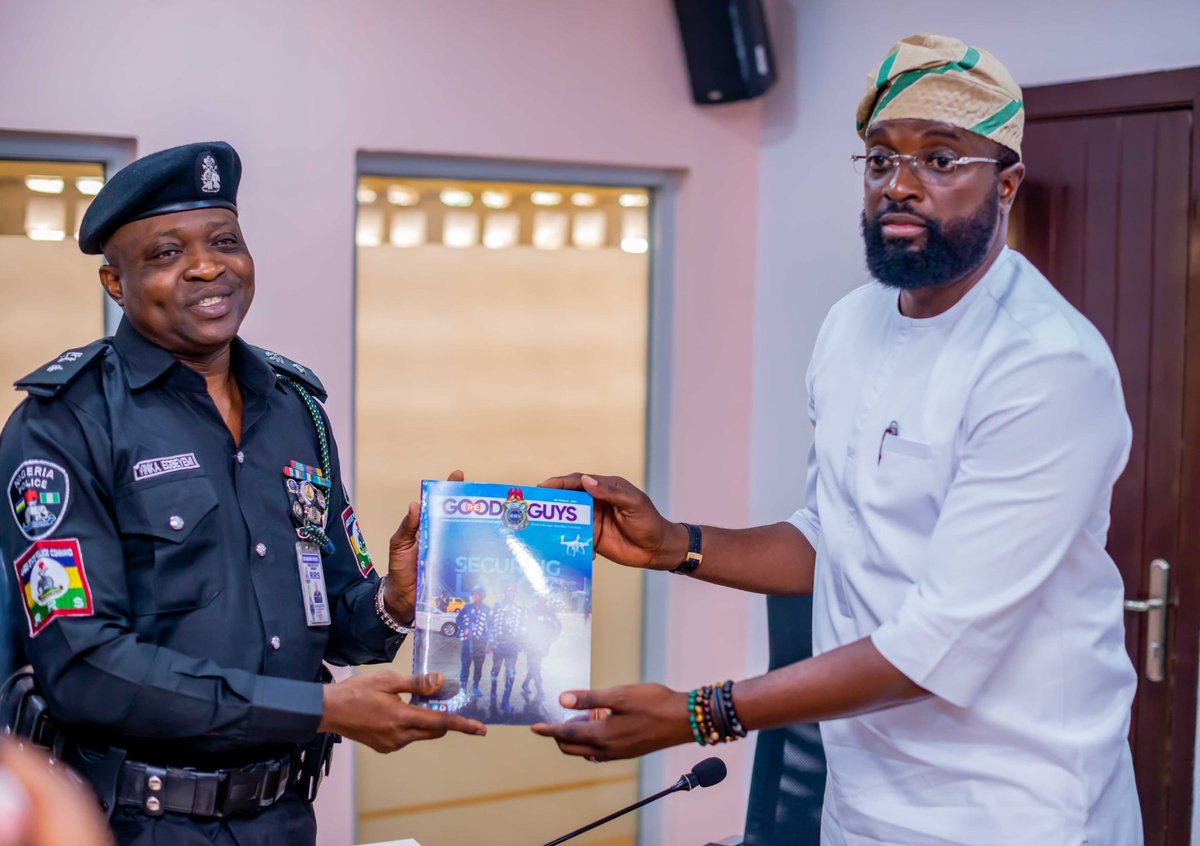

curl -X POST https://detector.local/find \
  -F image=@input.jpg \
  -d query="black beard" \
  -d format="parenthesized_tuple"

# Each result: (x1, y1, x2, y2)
(861, 190, 999, 290)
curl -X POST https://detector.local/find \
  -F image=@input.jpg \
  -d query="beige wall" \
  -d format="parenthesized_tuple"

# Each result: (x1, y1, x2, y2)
(355, 243, 647, 845)
(0, 237, 105, 422)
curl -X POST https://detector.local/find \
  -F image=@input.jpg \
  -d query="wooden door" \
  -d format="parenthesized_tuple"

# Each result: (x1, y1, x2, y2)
(1009, 67, 1200, 845)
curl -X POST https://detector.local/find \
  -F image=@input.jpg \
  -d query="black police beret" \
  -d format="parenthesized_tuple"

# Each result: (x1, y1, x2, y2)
(78, 141, 241, 255)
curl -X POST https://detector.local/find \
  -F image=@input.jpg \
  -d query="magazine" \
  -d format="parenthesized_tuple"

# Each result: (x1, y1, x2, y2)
(410, 480, 593, 725)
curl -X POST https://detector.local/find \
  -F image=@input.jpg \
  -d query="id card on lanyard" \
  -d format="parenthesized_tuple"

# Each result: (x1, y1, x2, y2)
(296, 541, 331, 626)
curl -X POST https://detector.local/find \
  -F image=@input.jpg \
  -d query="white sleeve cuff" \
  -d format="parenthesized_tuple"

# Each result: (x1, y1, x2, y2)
(787, 508, 821, 550)
(871, 600, 991, 709)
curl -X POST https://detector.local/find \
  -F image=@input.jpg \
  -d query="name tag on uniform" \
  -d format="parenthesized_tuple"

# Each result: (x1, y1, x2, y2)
(296, 541, 331, 627)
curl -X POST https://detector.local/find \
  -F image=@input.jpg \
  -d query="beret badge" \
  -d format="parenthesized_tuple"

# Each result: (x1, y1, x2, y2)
(199, 152, 221, 194)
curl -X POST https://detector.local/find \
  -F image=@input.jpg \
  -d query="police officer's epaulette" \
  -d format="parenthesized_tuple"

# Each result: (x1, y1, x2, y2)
(14, 339, 111, 399)
(251, 345, 328, 401)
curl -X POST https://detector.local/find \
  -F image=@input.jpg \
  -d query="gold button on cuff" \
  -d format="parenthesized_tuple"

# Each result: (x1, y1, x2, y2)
(145, 797, 161, 813)
(147, 775, 163, 791)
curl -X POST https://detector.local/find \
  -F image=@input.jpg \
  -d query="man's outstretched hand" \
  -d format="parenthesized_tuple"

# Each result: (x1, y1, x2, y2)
(530, 683, 692, 762)
(319, 671, 485, 753)
(540, 473, 687, 571)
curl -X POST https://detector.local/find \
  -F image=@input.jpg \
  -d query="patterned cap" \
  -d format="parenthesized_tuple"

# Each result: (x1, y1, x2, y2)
(855, 34, 1024, 157)
(78, 141, 241, 255)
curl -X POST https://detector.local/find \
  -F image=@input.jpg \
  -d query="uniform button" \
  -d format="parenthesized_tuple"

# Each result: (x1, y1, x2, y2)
(255, 542, 268, 558)
(270, 636, 281, 650)
(147, 775, 162, 791)
(236, 451, 245, 464)
(145, 797, 161, 813)
(168, 515, 185, 531)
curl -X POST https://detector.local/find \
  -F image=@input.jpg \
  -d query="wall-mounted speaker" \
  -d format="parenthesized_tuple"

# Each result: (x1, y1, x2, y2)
(672, 0, 777, 105)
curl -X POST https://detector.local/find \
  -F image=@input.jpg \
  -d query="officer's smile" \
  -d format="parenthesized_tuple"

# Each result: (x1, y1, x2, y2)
(188, 286, 236, 318)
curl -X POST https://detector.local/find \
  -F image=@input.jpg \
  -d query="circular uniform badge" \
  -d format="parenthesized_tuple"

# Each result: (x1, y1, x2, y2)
(502, 502, 528, 530)
(9, 460, 70, 541)
(32, 554, 70, 607)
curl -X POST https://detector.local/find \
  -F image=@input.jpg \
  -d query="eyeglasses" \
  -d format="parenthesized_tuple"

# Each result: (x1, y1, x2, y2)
(850, 151, 1003, 184)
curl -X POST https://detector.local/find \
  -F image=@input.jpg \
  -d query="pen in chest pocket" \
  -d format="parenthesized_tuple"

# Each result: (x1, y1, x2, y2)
(877, 420, 899, 464)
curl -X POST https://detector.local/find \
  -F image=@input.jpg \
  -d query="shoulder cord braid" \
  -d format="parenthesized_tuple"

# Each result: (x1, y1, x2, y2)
(278, 375, 335, 554)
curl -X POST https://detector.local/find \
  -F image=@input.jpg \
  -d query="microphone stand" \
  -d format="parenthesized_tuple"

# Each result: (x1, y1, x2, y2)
(541, 778, 689, 846)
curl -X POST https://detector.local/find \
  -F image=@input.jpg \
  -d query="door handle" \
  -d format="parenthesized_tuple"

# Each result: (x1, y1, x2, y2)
(1124, 558, 1169, 683)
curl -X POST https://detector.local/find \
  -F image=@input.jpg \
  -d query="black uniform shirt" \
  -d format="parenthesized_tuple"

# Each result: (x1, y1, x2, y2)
(491, 601, 523, 647)
(0, 319, 401, 764)
(456, 603, 490, 642)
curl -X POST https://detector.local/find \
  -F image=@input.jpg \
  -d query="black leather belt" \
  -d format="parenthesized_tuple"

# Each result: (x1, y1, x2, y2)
(3, 667, 338, 820)
(115, 753, 295, 819)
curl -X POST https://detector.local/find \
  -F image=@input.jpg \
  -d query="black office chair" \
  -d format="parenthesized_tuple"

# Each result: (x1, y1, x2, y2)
(741, 595, 826, 845)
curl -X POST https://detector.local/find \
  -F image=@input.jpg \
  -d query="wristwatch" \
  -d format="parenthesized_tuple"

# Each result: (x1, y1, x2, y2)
(670, 523, 703, 575)
(375, 576, 415, 634)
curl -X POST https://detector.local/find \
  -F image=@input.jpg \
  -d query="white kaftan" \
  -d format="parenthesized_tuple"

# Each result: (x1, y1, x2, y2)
(790, 248, 1142, 845)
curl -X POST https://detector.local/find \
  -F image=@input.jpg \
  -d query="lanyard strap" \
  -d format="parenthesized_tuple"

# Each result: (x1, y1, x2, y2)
(279, 375, 335, 554)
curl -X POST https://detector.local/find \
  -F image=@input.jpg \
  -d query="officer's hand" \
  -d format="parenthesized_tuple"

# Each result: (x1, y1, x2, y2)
(0, 739, 113, 846)
(539, 474, 687, 571)
(530, 683, 692, 762)
(385, 469, 465, 624)
(319, 671, 486, 754)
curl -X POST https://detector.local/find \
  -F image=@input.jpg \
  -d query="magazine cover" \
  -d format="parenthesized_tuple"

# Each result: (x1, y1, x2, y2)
(411, 480, 593, 725)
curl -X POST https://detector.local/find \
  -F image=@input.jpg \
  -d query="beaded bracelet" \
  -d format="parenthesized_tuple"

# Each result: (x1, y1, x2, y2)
(687, 687, 707, 745)
(699, 685, 720, 745)
(718, 680, 747, 740)
(708, 680, 731, 744)
(710, 690, 731, 741)
(686, 680, 747, 746)
(692, 684, 718, 746)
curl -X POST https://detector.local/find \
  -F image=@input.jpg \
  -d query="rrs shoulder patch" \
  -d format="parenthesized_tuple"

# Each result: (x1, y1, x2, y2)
(14, 339, 110, 399)
(342, 505, 373, 578)
(250, 345, 327, 401)
(14, 538, 93, 636)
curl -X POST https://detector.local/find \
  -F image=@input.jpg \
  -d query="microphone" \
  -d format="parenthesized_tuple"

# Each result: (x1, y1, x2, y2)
(542, 758, 728, 846)
(679, 756, 727, 790)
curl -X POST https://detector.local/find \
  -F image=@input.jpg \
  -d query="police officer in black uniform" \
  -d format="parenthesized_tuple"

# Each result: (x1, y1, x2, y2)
(521, 593, 562, 702)
(488, 582, 523, 713)
(0, 141, 485, 846)
(456, 586, 489, 698)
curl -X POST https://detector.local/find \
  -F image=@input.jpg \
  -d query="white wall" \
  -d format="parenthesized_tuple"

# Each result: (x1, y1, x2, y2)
(750, 0, 1200, 836)
(751, 0, 1200, 525)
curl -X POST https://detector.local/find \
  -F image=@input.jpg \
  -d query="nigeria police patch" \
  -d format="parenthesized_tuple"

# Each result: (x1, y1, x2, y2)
(9, 459, 70, 540)
(13, 538, 93, 636)
(342, 505, 373, 578)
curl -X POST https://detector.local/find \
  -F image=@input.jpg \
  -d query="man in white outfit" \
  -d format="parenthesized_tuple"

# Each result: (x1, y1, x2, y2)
(533, 33, 1143, 845)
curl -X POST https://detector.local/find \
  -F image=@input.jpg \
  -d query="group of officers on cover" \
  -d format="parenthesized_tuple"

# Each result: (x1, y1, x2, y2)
(454, 583, 562, 711)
